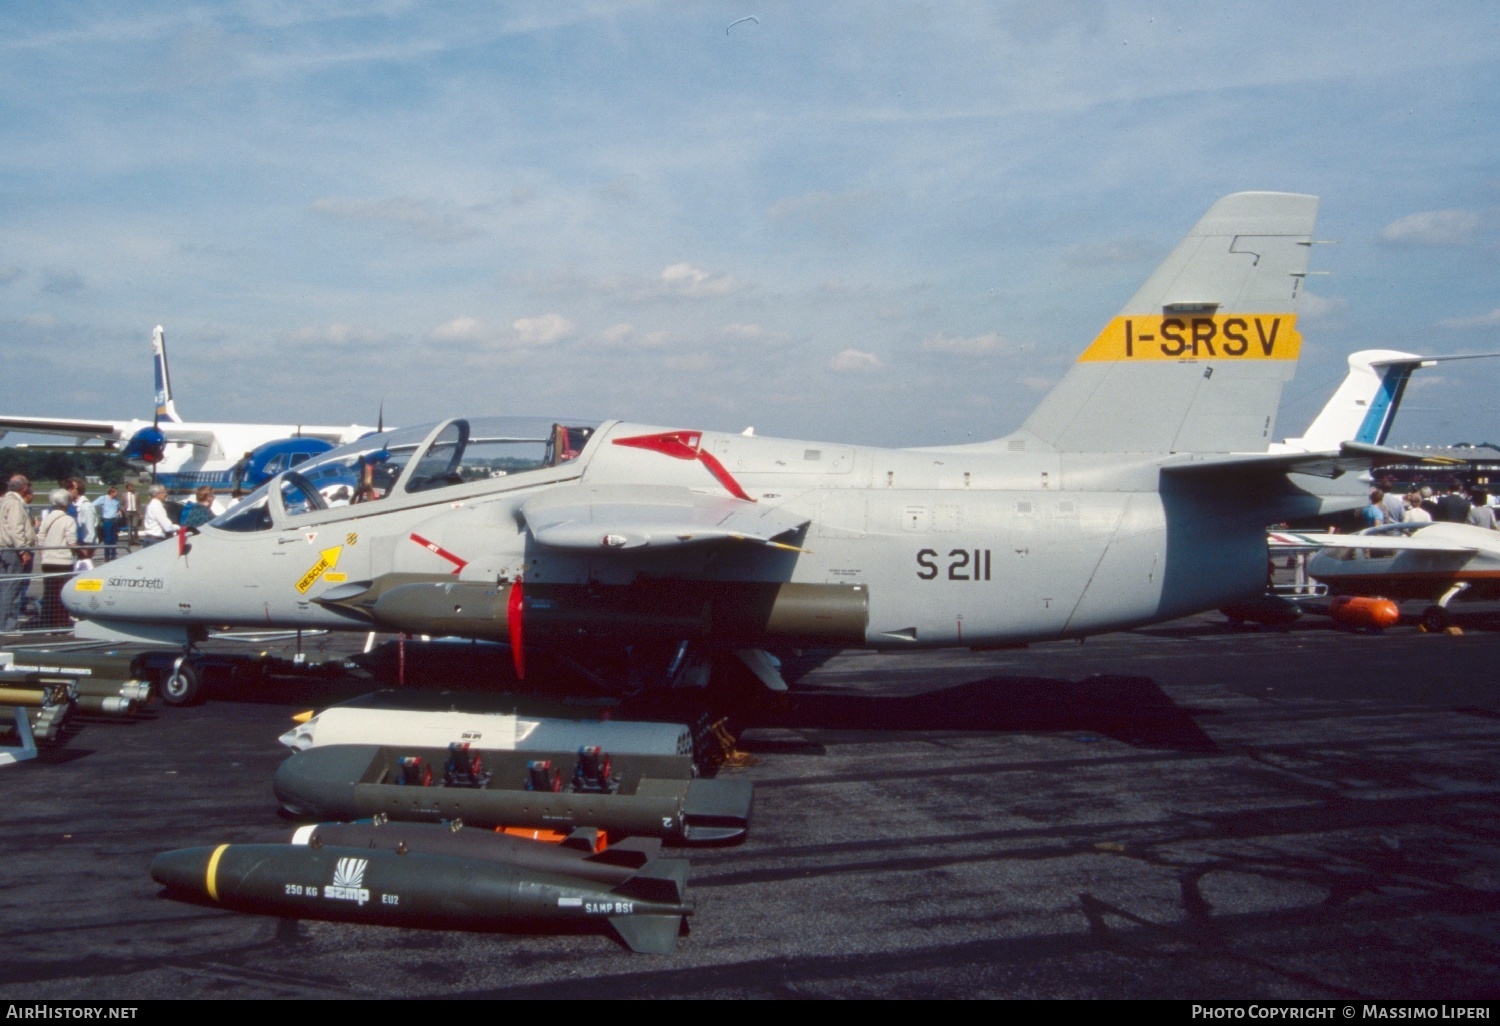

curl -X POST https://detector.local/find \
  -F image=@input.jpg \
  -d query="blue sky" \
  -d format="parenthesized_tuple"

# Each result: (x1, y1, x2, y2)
(3, 1, 1499, 448)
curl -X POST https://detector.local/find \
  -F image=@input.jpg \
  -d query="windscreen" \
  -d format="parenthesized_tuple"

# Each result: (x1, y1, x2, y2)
(207, 415, 598, 528)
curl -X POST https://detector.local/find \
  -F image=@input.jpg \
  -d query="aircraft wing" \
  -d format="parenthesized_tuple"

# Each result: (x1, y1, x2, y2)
(0, 416, 130, 443)
(282, 425, 378, 445)
(1280, 531, 1480, 554)
(520, 484, 809, 551)
(1163, 442, 1465, 481)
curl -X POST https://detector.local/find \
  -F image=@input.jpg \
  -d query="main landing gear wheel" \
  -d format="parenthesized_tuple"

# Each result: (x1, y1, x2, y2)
(1420, 605, 1451, 633)
(160, 657, 203, 706)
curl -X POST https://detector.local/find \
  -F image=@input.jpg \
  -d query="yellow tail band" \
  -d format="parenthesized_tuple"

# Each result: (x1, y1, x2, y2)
(1077, 314, 1300, 363)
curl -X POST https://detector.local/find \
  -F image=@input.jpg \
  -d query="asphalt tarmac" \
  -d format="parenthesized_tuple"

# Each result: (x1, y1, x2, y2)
(3, 609, 1500, 1000)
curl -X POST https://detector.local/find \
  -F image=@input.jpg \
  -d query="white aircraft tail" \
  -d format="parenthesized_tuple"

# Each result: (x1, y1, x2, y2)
(1276, 349, 1500, 452)
(152, 325, 182, 424)
(1015, 192, 1319, 454)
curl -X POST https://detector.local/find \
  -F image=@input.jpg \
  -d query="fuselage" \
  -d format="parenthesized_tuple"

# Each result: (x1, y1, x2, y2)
(66, 417, 1329, 650)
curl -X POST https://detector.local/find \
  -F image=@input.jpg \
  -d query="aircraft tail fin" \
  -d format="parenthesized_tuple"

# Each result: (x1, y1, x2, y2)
(1279, 349, 1500, 452)
(1015, 192, 1319, 454)
(1277, 349, 1421, 452)
(152, 325, 182, 424)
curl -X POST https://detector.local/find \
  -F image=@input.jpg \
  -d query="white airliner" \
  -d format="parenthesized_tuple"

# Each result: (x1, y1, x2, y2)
(0, 326, 378, 493)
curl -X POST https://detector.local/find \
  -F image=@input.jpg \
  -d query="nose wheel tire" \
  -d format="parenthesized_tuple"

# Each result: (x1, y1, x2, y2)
(160, 658, 203, 706)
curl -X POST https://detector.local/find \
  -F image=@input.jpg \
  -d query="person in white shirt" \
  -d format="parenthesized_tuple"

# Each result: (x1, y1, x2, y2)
(123, 482, 140, 544)
(142, 484, 178, 544)
(1402, 493, 1433, 523)
(66, 478, 99, 546)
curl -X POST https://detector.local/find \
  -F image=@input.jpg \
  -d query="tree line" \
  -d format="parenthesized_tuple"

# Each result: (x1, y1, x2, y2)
(0, 447, 133, 488)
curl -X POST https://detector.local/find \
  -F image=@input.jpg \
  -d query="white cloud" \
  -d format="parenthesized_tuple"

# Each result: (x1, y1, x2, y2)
(1439, 308, 1500, 329)
(659, 263, 735, 298)
(600, 322, 635, 345)
(431, 316, 490, 343)
(921, 332, 1009, 356)
(1379, 209, 1484, 247)
(428, 313, 573, 357)
(311, 196, 483, 243)
(586, 323, 669, 349)
(512, 313, 574, 347)
(1298, 292, 1348, 319)
(830, 348, 883, 373)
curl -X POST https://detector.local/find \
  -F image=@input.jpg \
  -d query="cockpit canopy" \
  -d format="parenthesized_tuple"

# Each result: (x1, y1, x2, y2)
(211, 415, 599, 532)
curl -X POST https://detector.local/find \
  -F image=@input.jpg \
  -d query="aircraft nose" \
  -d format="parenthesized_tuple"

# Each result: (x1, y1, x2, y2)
(62, 538, 180, 617)
(60, 571, 96, 616)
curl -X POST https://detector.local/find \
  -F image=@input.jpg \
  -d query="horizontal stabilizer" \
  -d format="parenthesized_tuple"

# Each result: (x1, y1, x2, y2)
(1163, 442, 1463, 481)
(1284, 531, 1478, 554)
(521, 484, 808, 551)
(1340, 440, 1465, 465)
(609, 913, 683, 955)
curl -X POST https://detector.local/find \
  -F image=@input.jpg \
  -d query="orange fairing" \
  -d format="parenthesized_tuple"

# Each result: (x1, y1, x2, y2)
(497, 826, 607, 852)
(1329, 595, 1400, 630)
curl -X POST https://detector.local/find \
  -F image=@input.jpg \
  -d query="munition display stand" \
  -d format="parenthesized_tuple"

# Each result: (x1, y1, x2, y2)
(0, 704, 37, 766)
(0, 674, 75, 745)
(275, 744, 754, 845)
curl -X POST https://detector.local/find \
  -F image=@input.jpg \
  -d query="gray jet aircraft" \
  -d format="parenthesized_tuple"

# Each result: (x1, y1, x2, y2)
(64, 192, 1407, 697)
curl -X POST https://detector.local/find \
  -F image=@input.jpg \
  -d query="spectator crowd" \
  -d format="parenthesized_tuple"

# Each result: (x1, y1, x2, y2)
(0, 475, 227, 631)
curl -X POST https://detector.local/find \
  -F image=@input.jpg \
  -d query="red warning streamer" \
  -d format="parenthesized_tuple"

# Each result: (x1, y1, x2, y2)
(409, 533, 467, 574)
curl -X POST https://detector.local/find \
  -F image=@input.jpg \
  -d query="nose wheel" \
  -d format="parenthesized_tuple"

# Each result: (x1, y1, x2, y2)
(160, 656, 203, 706)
